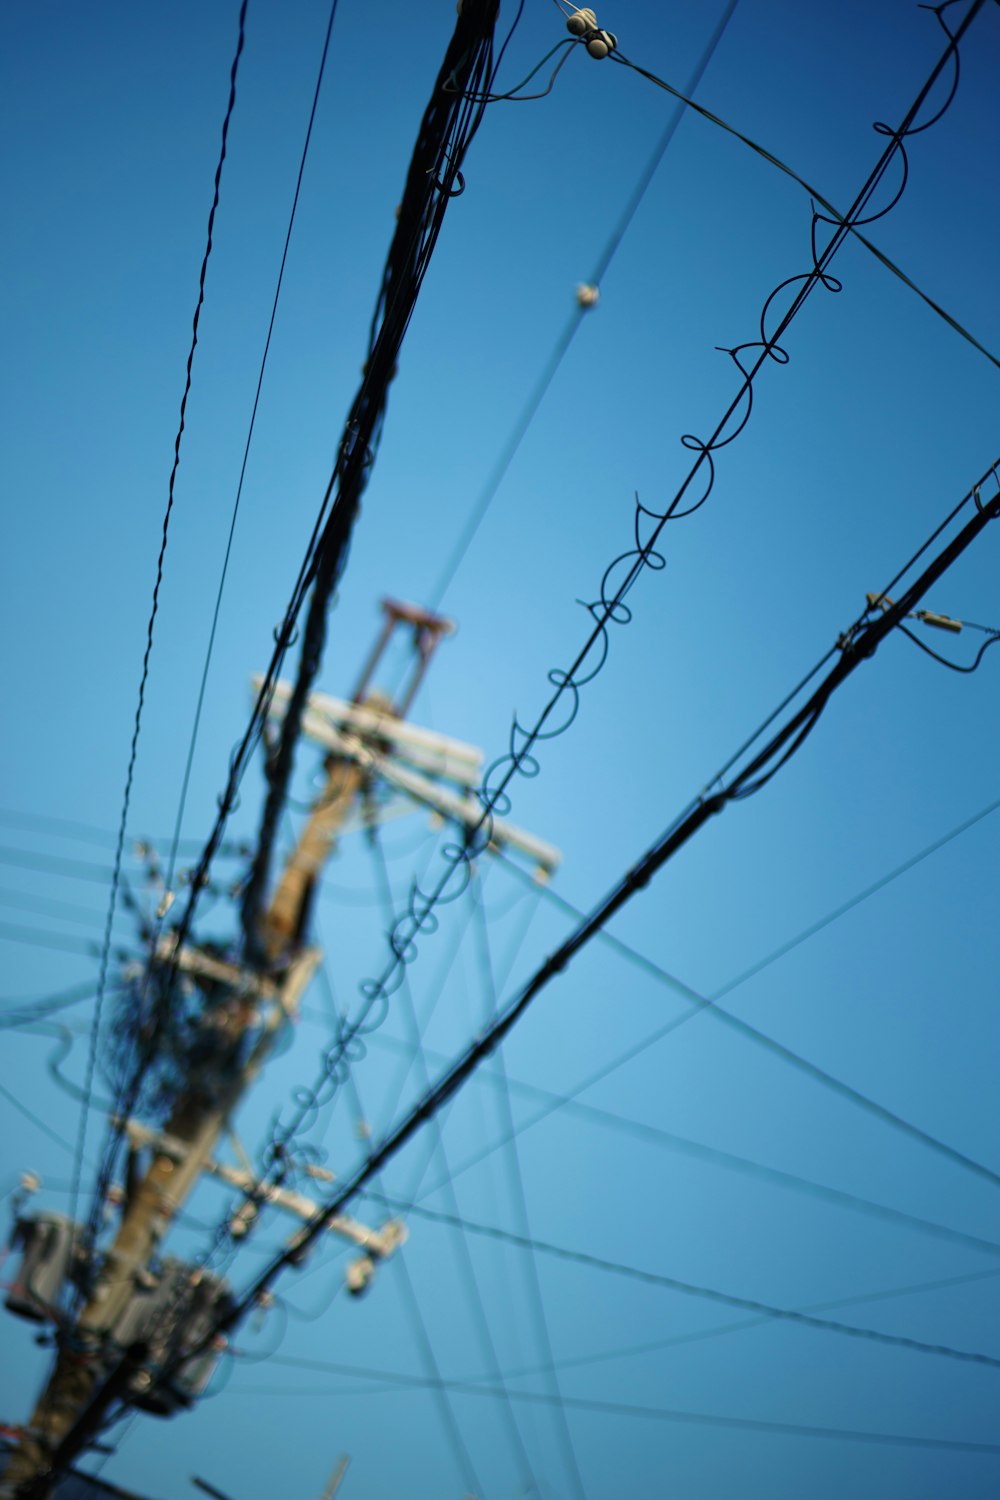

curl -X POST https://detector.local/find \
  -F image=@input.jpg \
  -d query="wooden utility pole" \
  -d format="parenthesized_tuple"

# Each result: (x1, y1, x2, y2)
(2, 602, 458, 1497)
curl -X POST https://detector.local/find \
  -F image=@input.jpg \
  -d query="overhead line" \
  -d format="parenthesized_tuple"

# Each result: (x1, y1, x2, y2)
(232, 1362, 1000, 1455)
(608, 27, 1000, 372)
(72, 0, 250, 1242)
(356, 1196, 1000, 1373)
(468, 862, 585, 1500)
(237, 0, 502, 961)
(333, 4, 988, 1099)
(210, 464, 1000, 1339)
(375, 1026, 1000, 1261)
(163, 0, 343, 897)
(367, 835, 543, 1496)
(428, 0, 742, 608)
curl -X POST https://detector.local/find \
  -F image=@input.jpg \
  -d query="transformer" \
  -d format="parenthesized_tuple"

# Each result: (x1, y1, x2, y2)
(109, 1259, 233, 1417)
(4, 1214, 86, 1323)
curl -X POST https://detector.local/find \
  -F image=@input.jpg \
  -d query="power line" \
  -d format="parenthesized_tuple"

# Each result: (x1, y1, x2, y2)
(0, 922, 133, 962)
(378, 1026, 1000, 1262)
(211, 463, 1000, 1337)
(468, 873, 586, 1500)
(0, 887, 110, 930)
(428, 0, 743, 608)
(334, 5, 988, 1102)
(230, 1363, 1000, 1456)
(73, 0, 505, 1245)
(72, 0, 250, 1244)
(367, 834, 543, 1497)
(163, 0, 343, 899)
(238, 0, 503, 962)
(358, 1196, 1000, 1373)
(607, 25, 1000, 373)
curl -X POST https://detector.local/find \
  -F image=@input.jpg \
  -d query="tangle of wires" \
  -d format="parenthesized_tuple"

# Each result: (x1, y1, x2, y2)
(253, 0, 984, 1165)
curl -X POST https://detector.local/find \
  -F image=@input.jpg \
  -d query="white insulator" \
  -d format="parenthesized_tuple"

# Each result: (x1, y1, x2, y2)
(346, 1254, 375, 1297)
(587, 28, 617, 58)
(576, 283, 600, 309)
(567, 8, 597, 36)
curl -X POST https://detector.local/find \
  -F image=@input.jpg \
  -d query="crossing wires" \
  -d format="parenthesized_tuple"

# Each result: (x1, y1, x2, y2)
(208, 458, 1000, 1342)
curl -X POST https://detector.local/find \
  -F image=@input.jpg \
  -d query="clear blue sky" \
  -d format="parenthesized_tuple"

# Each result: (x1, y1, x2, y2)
(2, 1, 999, 1497)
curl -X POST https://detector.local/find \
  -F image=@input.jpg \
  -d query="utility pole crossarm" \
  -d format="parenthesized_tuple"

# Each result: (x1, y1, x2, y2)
(256, 680, 562, 877)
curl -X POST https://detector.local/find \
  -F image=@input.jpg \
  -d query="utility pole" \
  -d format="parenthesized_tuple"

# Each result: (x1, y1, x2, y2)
(1, 601, 486, 1496)
(317, 1455, 350, 1500)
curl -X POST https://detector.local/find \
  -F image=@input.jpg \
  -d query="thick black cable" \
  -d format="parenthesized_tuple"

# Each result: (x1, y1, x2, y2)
(428, 0, 742, 609)
(238, 0, 501, 963)
(75, 1, 502, 1263)
(72, 0, 249, 1245)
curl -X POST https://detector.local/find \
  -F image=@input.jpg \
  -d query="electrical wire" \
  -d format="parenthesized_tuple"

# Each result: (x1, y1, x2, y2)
(162, 0, 343, 904)
(380, 1027, 1000, 1262)
(468, 871, 586, 1500)
(607, 22, 1000, 375)
(0, 809, 248, 860)
(71, 0, 250, 1249)
(0, 888, 109, 930)
(428, 0, 743, 609)
(353, 1196, 1000, 1373)
(0, 923, 133, 962)
(229, 1361, 1000, 1456)
(367, 832, 542, 1498)
(238, 0, 502, 963)
(205, 461, 1000, 1344)
(332, 4, 987, 1103)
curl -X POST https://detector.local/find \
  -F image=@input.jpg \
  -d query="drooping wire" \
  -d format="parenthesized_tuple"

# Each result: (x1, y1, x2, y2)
(70, 0, 250, 1246)
(897, 621, 1000, 673)
(428, 0, 743, 610)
